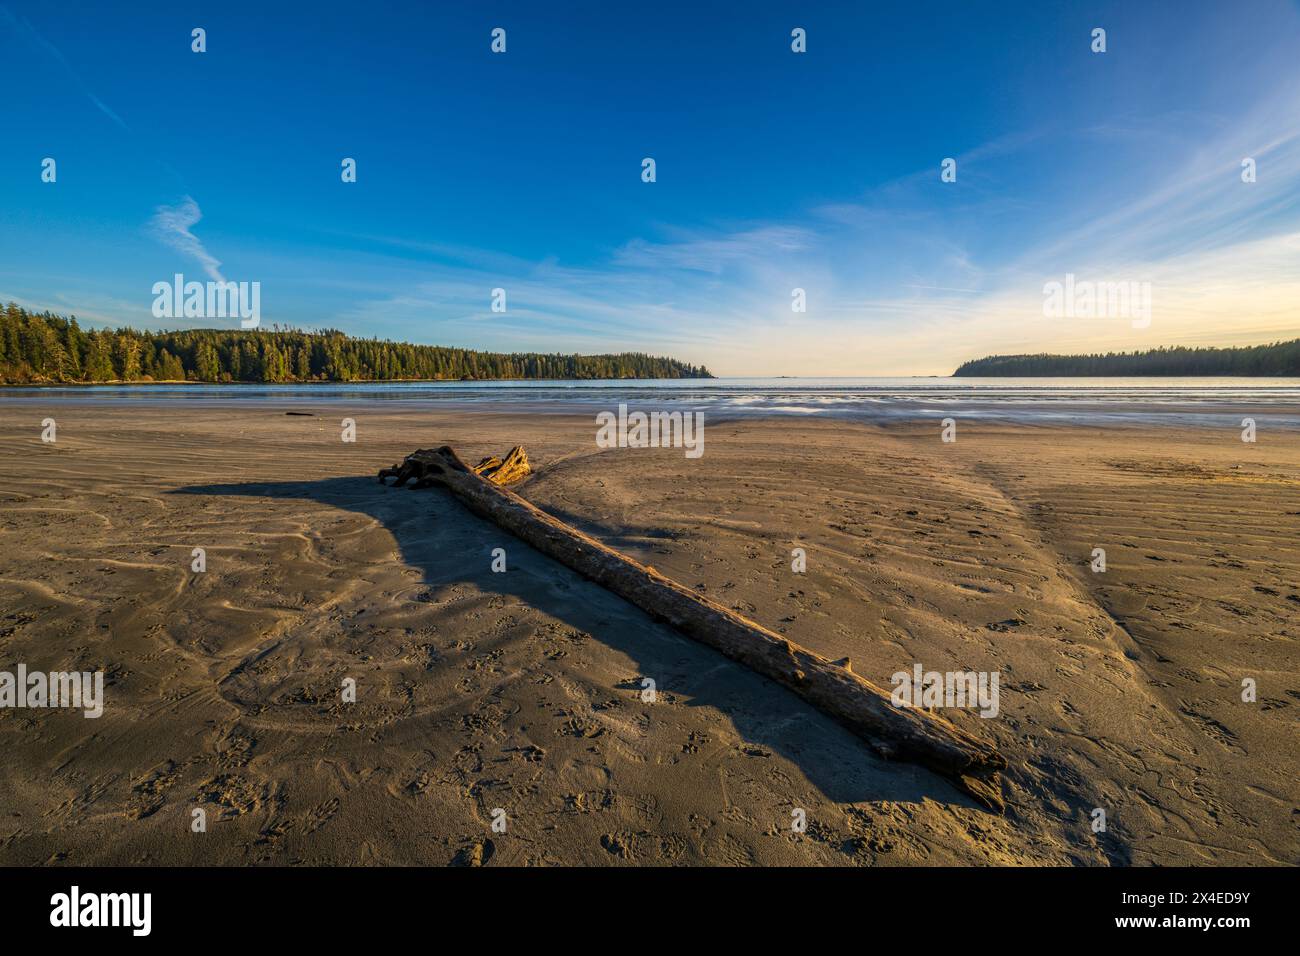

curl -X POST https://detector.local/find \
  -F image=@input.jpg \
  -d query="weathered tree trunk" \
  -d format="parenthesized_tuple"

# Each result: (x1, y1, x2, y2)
(379, 445, 1006, 811)
(380, 445, 530, 488)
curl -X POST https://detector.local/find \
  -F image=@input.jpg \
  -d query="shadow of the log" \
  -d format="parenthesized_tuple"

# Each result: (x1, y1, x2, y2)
(172, 475, 982, 813)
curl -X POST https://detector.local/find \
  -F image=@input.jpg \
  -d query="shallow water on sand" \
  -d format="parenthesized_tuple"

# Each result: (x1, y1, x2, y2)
(4, 376, 1300, 427)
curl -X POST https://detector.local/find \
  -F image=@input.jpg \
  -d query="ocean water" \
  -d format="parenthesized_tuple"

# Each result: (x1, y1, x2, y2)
(4, 376, 1300, 428)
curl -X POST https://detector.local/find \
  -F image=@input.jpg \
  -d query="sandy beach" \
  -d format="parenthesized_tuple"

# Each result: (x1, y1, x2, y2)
(0, 403, 1296, 866)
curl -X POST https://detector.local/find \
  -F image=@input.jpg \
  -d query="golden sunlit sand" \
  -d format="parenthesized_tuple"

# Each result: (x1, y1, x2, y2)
(0, 405, 1295, 865)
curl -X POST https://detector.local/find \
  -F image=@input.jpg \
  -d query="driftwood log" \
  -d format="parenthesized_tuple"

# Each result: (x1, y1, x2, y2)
(378, 445, 1006, 811)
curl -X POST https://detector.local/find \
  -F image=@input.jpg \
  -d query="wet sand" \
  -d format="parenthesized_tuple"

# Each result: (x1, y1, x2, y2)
(0, 403, 1296, 865)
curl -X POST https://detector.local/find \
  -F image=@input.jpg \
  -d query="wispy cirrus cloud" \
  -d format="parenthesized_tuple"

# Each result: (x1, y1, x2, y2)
(333, 243, 747, 359)
(149, 197, 226, 282)
(329, 81, 1300, 375)
(613, 225, 814, 274)
(0, 4, 129, 130)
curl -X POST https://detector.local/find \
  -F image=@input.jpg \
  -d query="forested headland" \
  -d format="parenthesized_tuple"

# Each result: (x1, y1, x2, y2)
(0, 305, 713, 384)
(954, 340, 1300, 377)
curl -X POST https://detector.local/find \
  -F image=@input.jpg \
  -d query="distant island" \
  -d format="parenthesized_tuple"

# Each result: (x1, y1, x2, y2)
(954, 339, 1300, 377)
(0, 305, 713, 384)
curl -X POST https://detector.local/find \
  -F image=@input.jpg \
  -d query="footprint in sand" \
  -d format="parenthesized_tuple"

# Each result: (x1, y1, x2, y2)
(301, 797, 340, 835)
(1178, 704, 1246, 755)
(450, 837, 495, 866)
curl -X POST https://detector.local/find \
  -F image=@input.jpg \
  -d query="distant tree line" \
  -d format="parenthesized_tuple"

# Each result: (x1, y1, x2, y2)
(0, 305, 713, 384)
(954, 340, 1300, 377)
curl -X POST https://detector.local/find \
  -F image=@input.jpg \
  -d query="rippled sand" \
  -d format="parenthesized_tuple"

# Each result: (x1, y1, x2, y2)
(0, 403, 1296, 865)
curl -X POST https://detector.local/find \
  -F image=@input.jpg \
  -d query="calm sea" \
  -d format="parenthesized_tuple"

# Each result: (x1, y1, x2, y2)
(4, 377, 1300, 427)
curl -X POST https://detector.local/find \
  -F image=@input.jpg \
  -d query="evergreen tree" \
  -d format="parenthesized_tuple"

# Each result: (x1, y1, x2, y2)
(0, 304, 716, 384)
(194, 340, 220, 381)
(954, 341, 1300, 377)
(84, 333, 114, 381)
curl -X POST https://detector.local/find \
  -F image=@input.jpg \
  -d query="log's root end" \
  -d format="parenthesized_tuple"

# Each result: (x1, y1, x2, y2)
(471, 445, 530, 484)
(379, 445, 530, 488)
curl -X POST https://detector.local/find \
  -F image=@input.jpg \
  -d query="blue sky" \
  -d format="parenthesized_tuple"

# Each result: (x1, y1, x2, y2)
(2, 0, 1299, 374)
